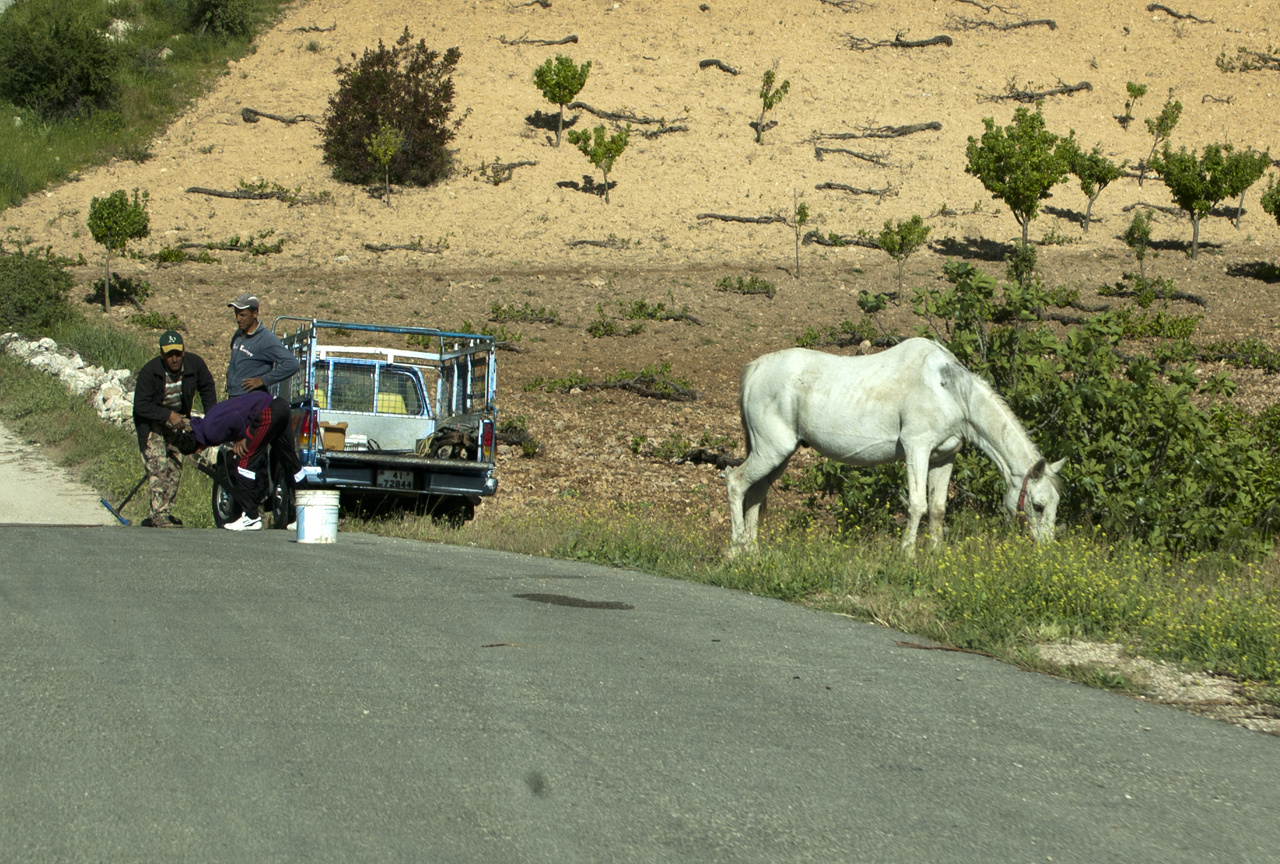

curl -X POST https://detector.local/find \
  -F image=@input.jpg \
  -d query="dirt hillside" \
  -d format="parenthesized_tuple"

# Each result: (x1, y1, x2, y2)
(5, 0, 1280, 530)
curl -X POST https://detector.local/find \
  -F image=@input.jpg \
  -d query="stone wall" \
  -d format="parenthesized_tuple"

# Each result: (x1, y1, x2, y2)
(1, 333, 135, 426)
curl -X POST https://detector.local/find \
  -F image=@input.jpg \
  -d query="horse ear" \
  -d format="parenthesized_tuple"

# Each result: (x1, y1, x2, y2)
(1048, 458, 1066, 475)
(1028, 458, 1047, 480)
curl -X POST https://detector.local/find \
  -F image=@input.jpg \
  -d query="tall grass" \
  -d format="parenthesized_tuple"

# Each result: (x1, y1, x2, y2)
(0, 0, 291, 210)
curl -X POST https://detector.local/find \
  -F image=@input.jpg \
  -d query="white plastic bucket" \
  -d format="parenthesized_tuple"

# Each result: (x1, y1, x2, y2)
(296, 489, 340, 543)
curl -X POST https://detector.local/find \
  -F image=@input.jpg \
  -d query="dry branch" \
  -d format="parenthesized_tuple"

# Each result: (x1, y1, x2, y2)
(816, 182, 897, 198)
(696, 213, 789, 225)
(698, 58, 740, 75)
(511, 0, 551, 7)
(291, 22, 336, 32)
(947, 15, 1057, 31)
(497, 32, 577, 46)
(477, 159, 538, 185)
(1122, 202, 1185, 218)
(566, 237, 630, 249)
(954, 0, 1016, 12)
(825, 121, 942, 139)
(185, 186, 286, 201)
(813, 145, 891, 166)
(567, 101, 665, 125)
(241, 107, 317, 125)
(363, 242, 443, 254)
(982, 80, 1092, 103)
(846, 33, 953, 50)
(803, 230, 878, 249)
(1201, 94, 1234, 104)
(1146, 3, 1212, 23)
(677, 448, 743, 469)
(817, 0, 873, 11)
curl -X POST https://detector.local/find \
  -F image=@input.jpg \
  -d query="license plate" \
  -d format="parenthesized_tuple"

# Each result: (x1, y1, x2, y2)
(376, 470, 415, 490)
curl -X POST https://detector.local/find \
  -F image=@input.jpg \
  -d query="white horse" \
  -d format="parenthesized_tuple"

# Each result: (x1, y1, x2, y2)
(726, 338, 1063, 555)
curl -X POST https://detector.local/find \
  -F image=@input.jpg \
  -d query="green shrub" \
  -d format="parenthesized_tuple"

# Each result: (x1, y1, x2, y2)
(1149, 143, 1232, 259)
(965, 103, 1069, 248)
(1259, 173, 1280, 227)
(321, 28, 466, 188)
(715, 275, 776, 299)
(0, 247, 75, 334)
(533, 54, 591, 147)
(189, 0, 255, 39)
(129, 311, 186, 331)
(566, 124, 630, 204)
(87, 188, 150, 312)
(0, 8, 119, 120)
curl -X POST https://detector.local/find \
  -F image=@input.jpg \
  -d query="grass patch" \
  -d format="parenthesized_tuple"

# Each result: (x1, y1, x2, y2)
(0, 0, 292, 211)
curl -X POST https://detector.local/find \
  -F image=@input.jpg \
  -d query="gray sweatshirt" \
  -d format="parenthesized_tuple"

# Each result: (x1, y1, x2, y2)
(226, 325, 300, 397)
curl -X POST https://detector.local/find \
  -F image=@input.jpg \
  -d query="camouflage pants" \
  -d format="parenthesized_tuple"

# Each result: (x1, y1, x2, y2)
(142, 430, 183, 522)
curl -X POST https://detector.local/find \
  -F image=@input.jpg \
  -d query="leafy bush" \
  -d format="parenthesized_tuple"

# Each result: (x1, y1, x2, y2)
(1139, 90, 1181, 187)
(0, 247, 75, 334)
(715, 275, 776, 299)
(755, 68, 789, 144)
(1059, 138, 1124, 232)
(533, 55, 591, 147)
(322, 29, 466, 188)
(189, 0, 255, 39)
(874, 215, 930, 293)
(1149, 143, 1232, 259)
(0, 8, 119, 120)
(129, 311, 186, 331)
(1263, 174, 1280, 227)
(965, 104, 1069, 247)
(566, 124, 630, 204)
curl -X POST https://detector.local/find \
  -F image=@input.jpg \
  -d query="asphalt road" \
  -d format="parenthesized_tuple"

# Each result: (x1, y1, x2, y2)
(2, 526, 1278, 863)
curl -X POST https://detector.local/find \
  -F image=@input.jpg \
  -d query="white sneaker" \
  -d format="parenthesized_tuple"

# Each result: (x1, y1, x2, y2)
(286, 520, 297, 531)
(224, 514, 262, 531)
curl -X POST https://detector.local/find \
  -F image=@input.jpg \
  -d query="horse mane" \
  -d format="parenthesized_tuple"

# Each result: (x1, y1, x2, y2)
(940, 360, 1054, 485)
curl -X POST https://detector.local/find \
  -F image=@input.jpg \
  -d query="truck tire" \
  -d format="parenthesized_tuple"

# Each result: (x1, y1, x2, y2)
(211, 479, 242, 528)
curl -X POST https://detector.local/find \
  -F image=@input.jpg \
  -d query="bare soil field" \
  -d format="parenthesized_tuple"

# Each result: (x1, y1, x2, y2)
(5, 0, 1280, 534)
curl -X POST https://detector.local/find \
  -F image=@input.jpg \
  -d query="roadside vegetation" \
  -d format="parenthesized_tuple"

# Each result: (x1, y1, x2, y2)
(0, 0, 291, 211)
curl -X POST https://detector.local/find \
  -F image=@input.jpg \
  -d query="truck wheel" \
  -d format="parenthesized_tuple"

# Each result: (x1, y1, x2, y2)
(211, 479, 242, 528)
(270, 479, 294, 530)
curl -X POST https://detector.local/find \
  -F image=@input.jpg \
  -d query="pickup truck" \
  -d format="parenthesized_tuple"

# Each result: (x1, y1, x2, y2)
(208, 318, 498, 528)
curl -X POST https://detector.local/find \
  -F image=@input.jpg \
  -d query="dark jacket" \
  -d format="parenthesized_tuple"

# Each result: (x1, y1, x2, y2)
(190, 391, 273, 448)
(133, 353, 218, 449)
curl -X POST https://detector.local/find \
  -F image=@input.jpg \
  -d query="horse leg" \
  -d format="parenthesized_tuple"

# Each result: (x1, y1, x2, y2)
(900, 448, 931, 555)
(726, 450, 792, 556)
(926, 461, 954, 548)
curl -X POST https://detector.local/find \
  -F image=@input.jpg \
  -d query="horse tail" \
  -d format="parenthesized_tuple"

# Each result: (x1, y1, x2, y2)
(737, 361, 754, 459)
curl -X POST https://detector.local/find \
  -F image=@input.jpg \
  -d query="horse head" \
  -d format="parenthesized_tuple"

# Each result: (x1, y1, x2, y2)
(1008, 457, 1065, 543)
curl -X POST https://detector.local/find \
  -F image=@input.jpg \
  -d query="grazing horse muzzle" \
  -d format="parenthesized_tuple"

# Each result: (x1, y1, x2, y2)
(1012, 460, 1062, 543)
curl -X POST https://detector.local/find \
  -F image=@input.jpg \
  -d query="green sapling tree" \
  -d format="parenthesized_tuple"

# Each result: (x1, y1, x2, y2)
(1059, 136, 1125, 232)
(1262, 173, 1280, 227)
(965, 102, 1069, 248)
(792, 191, 809, 277)
(876, 215, 931, 294)
(566, 123, 630, 203)
(87, 188, 149, 313)
(1221, 146, 1271, 228)
(1139, 89, 1181, 187)
(755, 68, 789, 144)
(1149, 142, 1231, 259)
(1118, 81, 1146, 130)
(365, 118, 405, 206)
(1123, 210, 1154, 283)
(533, 54, 591, 147)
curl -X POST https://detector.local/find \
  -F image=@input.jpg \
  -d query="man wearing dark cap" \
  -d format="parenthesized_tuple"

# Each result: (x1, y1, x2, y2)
(132, 330, 217, 527)
(226, 293, 299, 397)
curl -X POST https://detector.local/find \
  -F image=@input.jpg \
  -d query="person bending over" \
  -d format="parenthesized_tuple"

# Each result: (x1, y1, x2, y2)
(175, 391, 302, 531)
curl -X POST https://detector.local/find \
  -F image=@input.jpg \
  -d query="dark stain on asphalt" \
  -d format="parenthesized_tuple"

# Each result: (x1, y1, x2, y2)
(515, 593, 634, 610)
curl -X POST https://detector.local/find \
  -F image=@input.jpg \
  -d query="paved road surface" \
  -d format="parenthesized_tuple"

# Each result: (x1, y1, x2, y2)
(0, 420, 118, 526)
(2, 527, 1278, 863)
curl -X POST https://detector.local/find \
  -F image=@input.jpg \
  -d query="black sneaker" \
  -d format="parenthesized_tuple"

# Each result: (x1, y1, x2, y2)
(167, 515, 184, 527)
